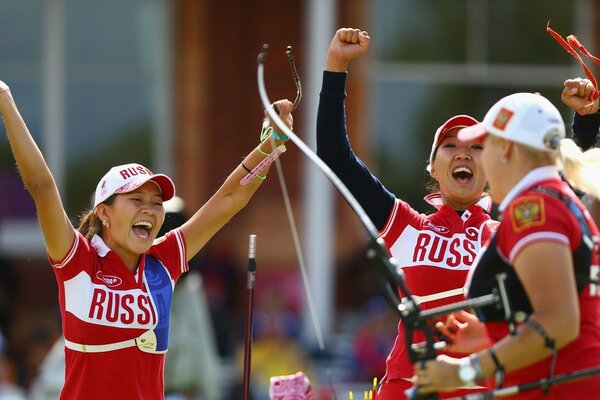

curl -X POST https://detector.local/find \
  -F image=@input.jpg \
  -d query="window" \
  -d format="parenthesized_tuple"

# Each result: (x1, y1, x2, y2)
(369, 0, 593, 207)
(0, 0, 172, 255)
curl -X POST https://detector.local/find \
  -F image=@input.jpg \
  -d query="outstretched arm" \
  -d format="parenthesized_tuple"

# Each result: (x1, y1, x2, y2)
(0, 81, 74, 262)
(180, 100, 292, 261)
(317, 28, 395, 231)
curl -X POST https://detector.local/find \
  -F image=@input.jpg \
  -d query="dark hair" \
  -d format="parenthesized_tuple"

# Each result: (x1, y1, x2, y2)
(77, 194, 116, 241)
(424, 165, 439, 194)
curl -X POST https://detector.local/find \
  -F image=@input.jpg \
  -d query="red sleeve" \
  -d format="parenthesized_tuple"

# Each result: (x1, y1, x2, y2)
(497, 193, 580, 264)
(49, 231, 99, 280)
(380, 198, 421, 248)
(149, 228, 188, 282)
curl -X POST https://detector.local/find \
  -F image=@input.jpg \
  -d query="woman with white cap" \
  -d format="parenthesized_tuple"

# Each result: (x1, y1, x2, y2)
(0, 79, 293, 399)
(414, 92, 600, 398)
(317, 28, 497, 399)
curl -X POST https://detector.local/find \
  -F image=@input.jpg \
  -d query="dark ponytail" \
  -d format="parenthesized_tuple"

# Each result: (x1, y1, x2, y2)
(77, 210, 103, 241)
(77, 194, 116, 241)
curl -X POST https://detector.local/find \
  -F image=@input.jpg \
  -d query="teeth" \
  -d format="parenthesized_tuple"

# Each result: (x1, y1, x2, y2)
(453, 166, 472, 174)
(133, 221, 153, 229)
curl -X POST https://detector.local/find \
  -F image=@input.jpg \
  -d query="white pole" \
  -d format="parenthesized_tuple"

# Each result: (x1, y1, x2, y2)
(42, 0, 65, 191)
(301, 0, 337, 348)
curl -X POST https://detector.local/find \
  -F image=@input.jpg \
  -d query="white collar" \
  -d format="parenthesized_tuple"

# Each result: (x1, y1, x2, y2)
(424, 192, 493, 213)
(91, 234, 111, 257)
(498, 166, 561, 212)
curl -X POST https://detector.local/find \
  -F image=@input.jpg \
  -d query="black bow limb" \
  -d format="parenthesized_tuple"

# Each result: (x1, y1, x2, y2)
(366, 237, 439, 400)
(367, 241, 509, 400)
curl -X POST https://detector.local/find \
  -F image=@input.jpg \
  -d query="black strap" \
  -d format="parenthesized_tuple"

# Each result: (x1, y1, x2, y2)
(526, 318, 557, 394)
(533, 186, 596, 247)
(241, 163, 252, 174)
(533, 186, 600, 290)
(488, 347, 505, 388)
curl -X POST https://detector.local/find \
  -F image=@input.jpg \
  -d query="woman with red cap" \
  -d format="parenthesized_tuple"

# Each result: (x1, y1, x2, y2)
(414, 92, 600, 398)
(0, 79, 293, 399)
(317, 28, 497, 399)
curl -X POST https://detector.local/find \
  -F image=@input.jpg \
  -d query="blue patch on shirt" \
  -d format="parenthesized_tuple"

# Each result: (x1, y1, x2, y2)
(144, 255, 173, 351)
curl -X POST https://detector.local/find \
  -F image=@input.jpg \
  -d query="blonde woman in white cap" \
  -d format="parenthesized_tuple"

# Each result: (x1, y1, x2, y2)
(0, 79, 293, 399)
(414, 92, 600, 398)
(317, 28, 497, 399)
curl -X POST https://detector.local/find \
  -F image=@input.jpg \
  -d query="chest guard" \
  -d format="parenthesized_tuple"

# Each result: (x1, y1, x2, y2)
(469, 187, 597, 322)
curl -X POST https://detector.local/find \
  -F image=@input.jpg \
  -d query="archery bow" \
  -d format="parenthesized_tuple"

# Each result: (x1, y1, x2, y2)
(256, 44, 558, 400)
(257, 36, 600, 399)
(257, 44, 456, 400)
(264, 45, 326, 353)
(257, 44, 420, 328)
(256, 44, 525, 400)
(257, 43, 425, 395)
(261, 44, 416, 356)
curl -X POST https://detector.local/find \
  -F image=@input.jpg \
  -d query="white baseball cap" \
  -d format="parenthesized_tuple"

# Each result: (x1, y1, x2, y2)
(94, 163, 176, 209)
(427, 114, 479, 172)
(458, 92, 565, 151)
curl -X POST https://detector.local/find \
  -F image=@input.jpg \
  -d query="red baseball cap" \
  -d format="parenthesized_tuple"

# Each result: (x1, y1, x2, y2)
(427, 115, 479, 172)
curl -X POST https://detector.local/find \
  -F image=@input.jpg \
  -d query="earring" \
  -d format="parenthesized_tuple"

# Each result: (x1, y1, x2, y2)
(102, 220, 109, 227)
(499, 157, 508, 165)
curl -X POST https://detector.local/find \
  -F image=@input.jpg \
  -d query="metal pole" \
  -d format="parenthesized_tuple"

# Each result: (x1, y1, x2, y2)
(242, 234, 257, 400)
(301, 0, 337, 347)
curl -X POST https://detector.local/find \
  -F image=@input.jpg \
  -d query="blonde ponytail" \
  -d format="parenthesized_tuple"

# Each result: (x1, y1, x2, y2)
(559, 138, 600, 198)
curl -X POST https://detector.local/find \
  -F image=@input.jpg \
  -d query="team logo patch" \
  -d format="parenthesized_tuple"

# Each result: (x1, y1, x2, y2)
(493, 108, 514, 131)
(423, 221, 449, 234)
(509, 196, 545, 232)
(96, 271, 123, 288)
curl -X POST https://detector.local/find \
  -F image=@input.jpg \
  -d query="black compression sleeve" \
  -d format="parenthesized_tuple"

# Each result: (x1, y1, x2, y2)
(316, 71, 395, 231)
(572, 111, 600, 150)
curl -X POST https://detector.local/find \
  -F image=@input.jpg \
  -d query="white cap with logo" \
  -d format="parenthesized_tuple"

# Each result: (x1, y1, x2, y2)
(93, 163, 176, 209)
(458, 92, 565, 151)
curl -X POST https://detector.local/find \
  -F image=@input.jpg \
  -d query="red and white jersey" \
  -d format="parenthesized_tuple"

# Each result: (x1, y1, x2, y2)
(51, 229, 188, 400)
(380, 193, 498, 382)
(468, 167, 600, 398)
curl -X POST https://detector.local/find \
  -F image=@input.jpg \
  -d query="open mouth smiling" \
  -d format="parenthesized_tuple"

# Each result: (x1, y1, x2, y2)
(452, 166, 473, 183)
(132, 220, 153, 239)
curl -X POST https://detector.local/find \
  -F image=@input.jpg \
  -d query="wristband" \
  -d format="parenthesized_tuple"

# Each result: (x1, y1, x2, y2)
(241, 163, 252, 174)
(257, 146, 270, 157)
(241, 163, 266, 181)
(240, 144, 286, 185)
(270, 128, 289, 141)
(259, 123, 289, 142)
(259, 124, 271, 143)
